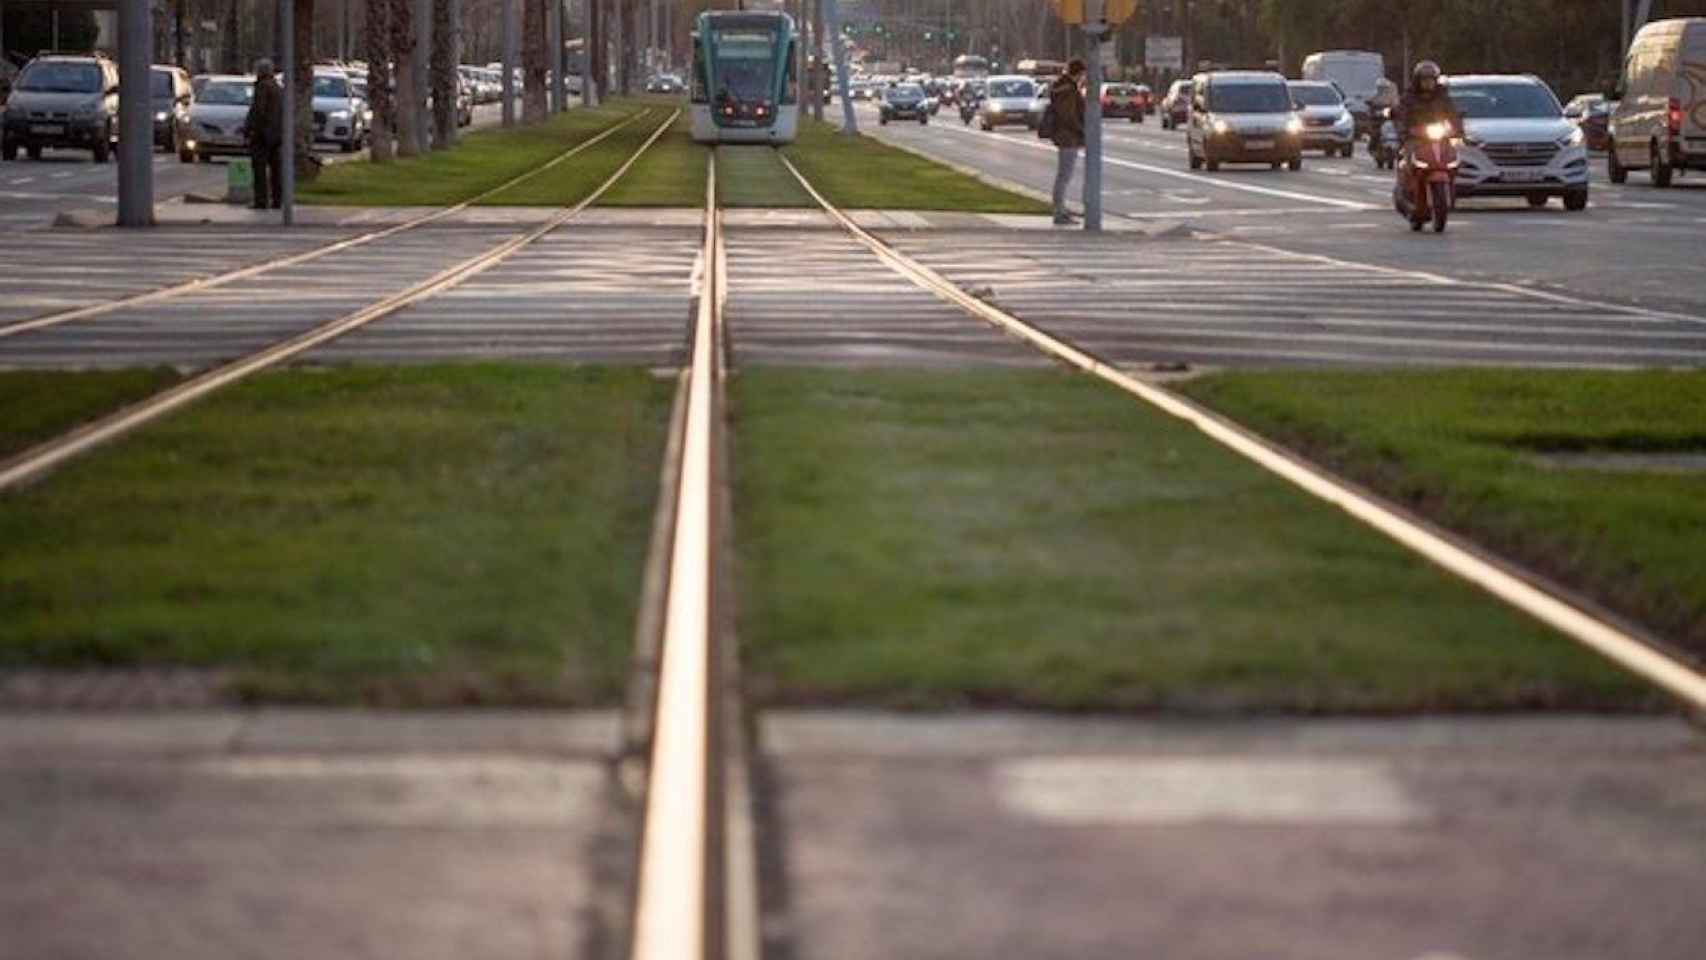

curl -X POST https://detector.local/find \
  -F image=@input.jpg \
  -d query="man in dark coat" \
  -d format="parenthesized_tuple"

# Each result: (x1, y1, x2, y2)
(244, 59, 284, 211)
(1049, 60, 1087, 225)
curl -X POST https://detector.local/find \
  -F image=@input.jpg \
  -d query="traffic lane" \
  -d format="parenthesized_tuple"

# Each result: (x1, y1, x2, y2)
(851, 107, 1706, 318)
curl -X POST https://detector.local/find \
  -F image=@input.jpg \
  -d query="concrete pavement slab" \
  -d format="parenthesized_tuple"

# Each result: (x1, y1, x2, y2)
(759, 710, 1706, 960)
(0, 709, 621, 960)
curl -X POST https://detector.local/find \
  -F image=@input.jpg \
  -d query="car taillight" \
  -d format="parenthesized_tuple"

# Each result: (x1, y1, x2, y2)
(1668, 97, 1683, 135)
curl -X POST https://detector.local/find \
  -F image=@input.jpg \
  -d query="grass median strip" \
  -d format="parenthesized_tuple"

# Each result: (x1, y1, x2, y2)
(1178, 369, 1706, 665)
(598, 113, 709, 206)
(781, 119, 1049, 214)
(0, 369, 183, 462)
(0, 364, 671, 705)
(299, 102, 644, 206)
(734, 369, 1654, 713)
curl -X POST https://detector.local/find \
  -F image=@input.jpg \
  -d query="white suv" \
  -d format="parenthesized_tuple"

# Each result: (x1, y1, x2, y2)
(1445, 75, 1589, 210)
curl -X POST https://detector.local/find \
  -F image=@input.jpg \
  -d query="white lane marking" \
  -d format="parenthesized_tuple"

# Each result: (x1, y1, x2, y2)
(630, 152, 719, 960)
(997, 758, 1426, 825)
(928, 120, 1375, 210)
(50, 171, 73, 179)
(782, 153, 1706, 714)
(6, 177, 34, 185)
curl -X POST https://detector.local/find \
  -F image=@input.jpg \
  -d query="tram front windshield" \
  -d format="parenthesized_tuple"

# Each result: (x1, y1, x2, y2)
(713, 28, 779, 101)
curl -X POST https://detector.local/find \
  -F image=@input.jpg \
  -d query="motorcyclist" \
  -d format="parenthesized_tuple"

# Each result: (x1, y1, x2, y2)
(1392, 61, 1460, 151)
(1391, 61, 1461, 205)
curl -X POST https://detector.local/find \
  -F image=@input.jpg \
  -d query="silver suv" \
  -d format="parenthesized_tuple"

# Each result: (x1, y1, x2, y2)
(1447, 75, 1589, 211)
(1, 53, 120, 162)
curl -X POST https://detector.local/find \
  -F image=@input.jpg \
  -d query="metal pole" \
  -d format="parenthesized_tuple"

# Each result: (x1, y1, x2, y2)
(811, 0, 825, 121)
(116, 0, 153, 226)
(280, 0, 294, 225)
(824, 0, 855, 134)
(416, 0, 432, 141)
(1083, 4, 1105, 233)
(550, 0, 564, 112)
(501, 0, 515, 125)
(583, 0, 598, 106)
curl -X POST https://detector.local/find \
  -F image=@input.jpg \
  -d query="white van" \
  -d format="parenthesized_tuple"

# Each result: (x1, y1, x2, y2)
(1300, 50, 1394, 136)
(1608, 17, 1706, 186)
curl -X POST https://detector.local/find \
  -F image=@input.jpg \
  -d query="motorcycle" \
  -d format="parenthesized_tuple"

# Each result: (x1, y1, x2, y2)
(1370, 111, 1400, 170)
(1393, 120, 1459, 233)
(960, 96, 980, 126)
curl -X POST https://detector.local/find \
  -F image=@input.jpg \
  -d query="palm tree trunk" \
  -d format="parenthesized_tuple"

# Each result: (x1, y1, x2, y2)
(522, 0, 547, 122)
(293, 0, 317, 179)
(431, 0, 458, 148)
(367, 0, 397, 162)
(393, 0, 422, 155)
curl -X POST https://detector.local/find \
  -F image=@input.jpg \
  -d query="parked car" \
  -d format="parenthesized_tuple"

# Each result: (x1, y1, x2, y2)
(1447, 74, 1589, 210)
(187, 74, 255, 162)
(311, 67, 366, 152)
(1287, 80, 1356, 156)
(978, 75, 1035, 130)
(1100, 83, 1146, 122)
(879, 82, 930, 125)
(1607, 16, 1706, 187)
(150, 65, 196, 161)
(1186, 70, 1304, 171)
(1, 52, 120, 162)
(1160, 79, 1192, 129)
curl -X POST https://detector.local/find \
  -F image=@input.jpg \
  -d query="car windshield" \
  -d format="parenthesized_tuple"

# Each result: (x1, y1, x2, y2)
(198, 80, 254, 106)
(1289, 84, 1342, 106)
(890, 84, 922, 99)
(988, 79, 1032, 98)
(151, 71, 175, 98)
(1208, 82, 1291, 112)
(1450, 82, 1562, 119)
(17, 61, 102, 94)
(313, 75, 350, 98)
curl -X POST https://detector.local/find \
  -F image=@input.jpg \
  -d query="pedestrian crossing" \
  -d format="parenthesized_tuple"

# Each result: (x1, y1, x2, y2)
(0, 228, 354, 327)
(725, 228, 1042, 367)
(311, 228, 698, 366)
(884, 232, 1706, 368)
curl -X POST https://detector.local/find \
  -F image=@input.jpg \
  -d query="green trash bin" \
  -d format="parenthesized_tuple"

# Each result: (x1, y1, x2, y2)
(227, 157, 254, 206)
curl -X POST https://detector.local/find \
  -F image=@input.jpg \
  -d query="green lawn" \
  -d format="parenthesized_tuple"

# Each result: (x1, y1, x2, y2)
(479, 109, 674, 205)
(298, 102, 648, 206)
(717, 145, 814, 207)
(733, 369, 1654, 713)
(1178, 369, 1706, 663)
(781, 119, 1049, 214)
(0, 365, 672, 705)
(599, 112, 710, 206)
(0, 369, 183, 462)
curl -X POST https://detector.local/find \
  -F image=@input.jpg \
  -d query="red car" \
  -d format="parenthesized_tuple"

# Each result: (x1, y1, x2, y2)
(1101, 83, 1147, 122)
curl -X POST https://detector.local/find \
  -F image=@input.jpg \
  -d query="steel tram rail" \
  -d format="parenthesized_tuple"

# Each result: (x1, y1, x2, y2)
(0, 109, 657, 341)
(774, 151, 1706, 714)
(0, 110, 681, 492)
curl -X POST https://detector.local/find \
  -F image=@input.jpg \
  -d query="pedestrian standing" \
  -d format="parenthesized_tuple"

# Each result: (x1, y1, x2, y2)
(1049, 60, 1087, 226)
(245, 60, 285, 211)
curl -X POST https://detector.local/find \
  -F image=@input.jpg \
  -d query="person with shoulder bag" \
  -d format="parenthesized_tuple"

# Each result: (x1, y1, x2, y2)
(244, 60, 285, 211)
(1044, 60, 1087, 225)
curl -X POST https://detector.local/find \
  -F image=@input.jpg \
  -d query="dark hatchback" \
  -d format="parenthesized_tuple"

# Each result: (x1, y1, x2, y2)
(879, 83, 930, 125)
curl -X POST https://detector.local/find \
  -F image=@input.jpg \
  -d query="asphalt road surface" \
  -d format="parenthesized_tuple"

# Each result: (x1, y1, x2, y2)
(842, 101, 1706, 320)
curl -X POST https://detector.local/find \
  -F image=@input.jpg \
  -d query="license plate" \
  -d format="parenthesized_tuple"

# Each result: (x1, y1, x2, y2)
(1245, 138, 1275, 150)
(30, 124, 64, 136)
(1501, 168, 1545, 182)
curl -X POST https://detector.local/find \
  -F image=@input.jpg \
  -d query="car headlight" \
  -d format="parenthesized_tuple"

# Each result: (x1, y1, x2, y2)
(154, 111, 168, 122)
(1286, 116, 1304, 134)
(1336, 111, 1353, 127)
(1560, 126, 1584, 147)
(1212, 117, 1229, 134)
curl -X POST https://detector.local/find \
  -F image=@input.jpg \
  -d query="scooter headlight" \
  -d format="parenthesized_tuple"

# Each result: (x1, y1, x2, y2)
(1425, 121, 1451, 141)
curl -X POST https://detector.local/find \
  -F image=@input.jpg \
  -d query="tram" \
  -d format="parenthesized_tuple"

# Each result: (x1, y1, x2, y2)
(690, 10, 800, 144)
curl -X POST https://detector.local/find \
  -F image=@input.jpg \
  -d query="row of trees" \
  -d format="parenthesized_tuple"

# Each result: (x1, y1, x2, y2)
(842, 0, 1706, 98)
